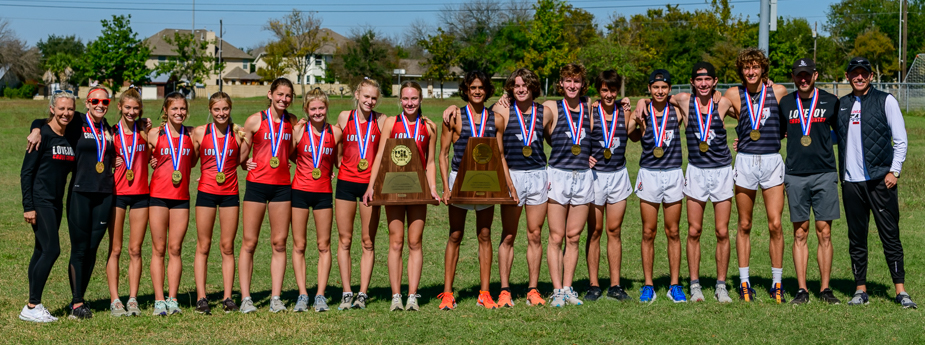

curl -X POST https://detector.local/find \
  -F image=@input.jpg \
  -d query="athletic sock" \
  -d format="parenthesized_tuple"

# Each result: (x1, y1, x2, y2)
(527, 286, 538, 292)
(501, 287, 511, 293)
(690, 279, 700, 286)
(772, 267, 783, 285)
(716, 280, 726, 288)
(738, 267, 750, 285)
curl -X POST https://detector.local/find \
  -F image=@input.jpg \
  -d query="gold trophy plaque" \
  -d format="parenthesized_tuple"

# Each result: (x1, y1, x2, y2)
(368, 138, 438, 206)
(449, 137, 516, 205)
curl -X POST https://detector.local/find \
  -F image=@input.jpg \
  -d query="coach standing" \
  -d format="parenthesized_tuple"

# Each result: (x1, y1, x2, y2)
(837, 57, 914, 309)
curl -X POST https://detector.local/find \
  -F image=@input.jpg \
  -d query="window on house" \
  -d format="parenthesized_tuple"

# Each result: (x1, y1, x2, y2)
(158, 56, 166, 62)
(243, 60, 249, 70)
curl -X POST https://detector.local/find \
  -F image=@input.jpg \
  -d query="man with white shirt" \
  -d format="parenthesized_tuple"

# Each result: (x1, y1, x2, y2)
(835, 57, 915, 309)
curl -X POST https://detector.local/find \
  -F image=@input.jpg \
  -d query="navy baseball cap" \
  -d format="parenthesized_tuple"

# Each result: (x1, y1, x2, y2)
(846, 57, 872, 73)
(691, 62, 716, 79)
(649, 69, 671, 84)
(792, 58, 816, 75)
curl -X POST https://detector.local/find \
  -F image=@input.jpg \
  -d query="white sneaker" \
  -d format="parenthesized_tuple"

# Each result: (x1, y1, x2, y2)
(550, 289, 566, 307)
(690, 283, 705, 302)
(390, 294, 404, 311)
(20, 304, 57, 323)
(564, 287, 583, 306)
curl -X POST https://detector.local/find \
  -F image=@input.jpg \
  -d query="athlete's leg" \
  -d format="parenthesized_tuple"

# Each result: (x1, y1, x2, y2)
(734, 186, 757, 277)
(334, 199, 358, 293)
(763, 185, 786, 270)
(605, 200, 627, 287)
(686, 198, 706, 282)
(524, 203, 547, 288)
(546, 202, 568, 290)
(406, 205, 427, 296)
(166, 207, 190, 298)
(586, 204, 605, 288)
(313, 208, 334, 296)
(291, 206, 311, 296)
(664, 201, 683, 285)
(563, 204, 590, 288)
(268, 200, 292, 297)
(385, 205, 407, 295)
(148, 206, 169, 301)
(194, 206, 217, 300)
(476, 207, 496, 291)
(640, 200, 660, 286)
(239, 201, 266, 299)
(107, 206, 127, 302)
(443, 207, 467, 292)
(357, 203, 380, 294)
(499, 204, 522, 290)
(713, 199, 732, 282)
(218, 206, 239, 300)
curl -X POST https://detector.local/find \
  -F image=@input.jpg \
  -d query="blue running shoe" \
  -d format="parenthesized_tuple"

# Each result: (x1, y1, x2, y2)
(639, 286, 656, 303)
(768, 283, 787, 303)
(738, 282, 756, 302)
(667, 285, 687, 303)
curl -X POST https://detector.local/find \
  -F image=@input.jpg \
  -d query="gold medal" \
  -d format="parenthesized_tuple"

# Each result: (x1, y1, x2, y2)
(522, 146, 532, 157)
(96, 162, 105, 173)
(215, 172, 226, 184)
(270, 156, 280, 168)
(603, 149, 612, 159)
(358, 159, 369, 171)
(699, 142, 709, 152)
(312, 168, 322, 180)
(571, 144, 581, 155)
(172, 170, 182, 184)
(125, 170, 134, 181)
(653, 147, 665, 158)
(750, 130, 761, 141)
(801, 135, 812, 147)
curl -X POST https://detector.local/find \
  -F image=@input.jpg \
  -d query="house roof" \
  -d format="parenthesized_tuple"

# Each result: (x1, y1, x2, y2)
(222, 67, 261, 81)
(251, 28, 350, 59)
(146, 29, 252, 60)
(398, 59, 464, 77)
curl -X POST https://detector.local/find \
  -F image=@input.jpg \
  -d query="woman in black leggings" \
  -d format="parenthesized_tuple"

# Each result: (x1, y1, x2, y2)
(20, 91, 77, 322)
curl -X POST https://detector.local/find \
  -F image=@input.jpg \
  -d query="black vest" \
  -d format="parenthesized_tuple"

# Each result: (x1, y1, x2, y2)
(835, 87, 894, 181)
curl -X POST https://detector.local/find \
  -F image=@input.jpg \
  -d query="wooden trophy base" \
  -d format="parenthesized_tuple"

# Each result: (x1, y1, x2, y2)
(449, 137, 516, 205)
(369, 138, 439, 206)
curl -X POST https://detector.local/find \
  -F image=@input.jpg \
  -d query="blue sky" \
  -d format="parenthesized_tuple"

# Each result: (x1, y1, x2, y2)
(1, 0, 833, 50)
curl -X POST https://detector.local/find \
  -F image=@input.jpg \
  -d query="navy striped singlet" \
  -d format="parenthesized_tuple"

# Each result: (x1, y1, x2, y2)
(639, 103, 683, 170)
(502, 102, 547, 170)
(685, 97, 732, 168)
(548, 100, 592, 170)
(451, 105, 496, 172)
(735, 85, 783, 154)
(590, 105, 627, 172)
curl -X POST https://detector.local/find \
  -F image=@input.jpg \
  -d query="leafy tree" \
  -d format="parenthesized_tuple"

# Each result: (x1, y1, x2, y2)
(82, 15, 151, 92)
(0, 19, 41, 83)
(153, 32, 224, 86)
(45, 52, 76, 87)
(768, 17, 812, 82)
(702, 39, 742, 84)
(256, 41, 291, 81)
(418, 28, 458, 99)
(563, 6, 597, 50)
(851, 26, 899, 81)
(578, 36, 643, 97)
(334, 29, 397, 96)
(521, 0, 576, 90)
(265, 9, 329, 97)
(36, 35, 84, 73)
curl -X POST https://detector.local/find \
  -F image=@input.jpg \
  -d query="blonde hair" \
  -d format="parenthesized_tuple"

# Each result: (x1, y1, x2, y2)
(119, 87, 144, 118)
(47, 91, 77, 122)
(159, 91, 188, 130)
(353, 78, 380, 109)
(303, 88, 329, 114)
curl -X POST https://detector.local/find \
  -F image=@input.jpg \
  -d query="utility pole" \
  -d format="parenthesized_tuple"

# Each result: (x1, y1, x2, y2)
(219, 19, 223, 92)
(192, 0, 195, 32)
(813, 22, 818, 62)
(902, 0, 908, 81)
(759, 0, 769, 53)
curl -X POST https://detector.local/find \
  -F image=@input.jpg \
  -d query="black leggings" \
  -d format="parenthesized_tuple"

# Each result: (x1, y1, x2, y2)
(29, 207, 63, 305)
(67, 191, 112, 304)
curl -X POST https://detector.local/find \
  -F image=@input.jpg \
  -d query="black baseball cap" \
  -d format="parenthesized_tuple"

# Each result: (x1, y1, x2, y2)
(649, 69, 671, 85)
(792, 58, 816, 75)
(691, 62, 716, 79)
(846, 57, 872, 73)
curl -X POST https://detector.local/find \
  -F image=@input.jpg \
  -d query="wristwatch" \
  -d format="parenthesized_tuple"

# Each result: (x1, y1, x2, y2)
(891, 171, 901, 178)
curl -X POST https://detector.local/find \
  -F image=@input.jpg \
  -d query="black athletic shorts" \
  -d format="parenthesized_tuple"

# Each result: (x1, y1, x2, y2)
(114, 194, 149, 209)
(149, 197, 190, 210)
(292, 189, 333, 210)
(335, 179, 369, 201)
(243, 181, 291, 203)
(195, 191, 240, 208)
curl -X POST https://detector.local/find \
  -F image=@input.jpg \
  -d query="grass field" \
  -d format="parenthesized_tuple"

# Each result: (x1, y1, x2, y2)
(3, 96, 925, 343)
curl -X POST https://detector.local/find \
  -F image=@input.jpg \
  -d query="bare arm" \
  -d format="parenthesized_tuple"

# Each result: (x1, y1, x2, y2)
(723, 87, 742, 119)
(439, 116, 455, 204)
(425, 119, 440, 202)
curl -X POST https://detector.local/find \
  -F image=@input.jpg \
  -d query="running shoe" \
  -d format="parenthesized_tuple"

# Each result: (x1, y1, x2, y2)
(153, 300, 168, 316)
(127, 298, 142, 316)
(69, 304, 92, 319)
(477, 291, 498, 309)
(738, 282, 756, 302)
(338, 292, 354, 311)
(819, 288, 841, 305)
(667, 285, 687, 303)
(405, 294, 420, 311)
(791, 288, 810, 305)
(714, 284, 733, 303)
(20, 304, 57, 323)
(497, 290, 514, 308)
(584, 286, 602, 302)
(240, 297, 257, 314)
(351, 292, 368, 309)
(565, 287, 583, 306)
(689, 283, 704, 302)
(896, 292, 918, 309)
(269, 296, 287, 313)
(166, 297, 182, 315)
(110, 298, 128, 317)
(639, 286, 656, 303)
(314, 295, 330, 312)
(390, 294, 404, 311)
(222, 298, 239, 313)
(769, 283, 787, 303)
(293, 294, 310, 312)
(549, 289, 566, 308)
(847, 290, 869, 306)
(607, 286, 631, 301)
(437, 292, 457, 310)
(195, 297, 212, 315)
(525, 289, 546, 306)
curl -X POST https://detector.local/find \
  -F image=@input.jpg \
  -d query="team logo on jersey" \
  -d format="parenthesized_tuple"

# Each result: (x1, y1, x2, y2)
(598, 137, 620, 150)
(564, 128, 587, 145)
(515, 133, 539, 145)
(694, 130, 716, 143)
(662, 130, 675, 147)
(636, 180, 643, 191)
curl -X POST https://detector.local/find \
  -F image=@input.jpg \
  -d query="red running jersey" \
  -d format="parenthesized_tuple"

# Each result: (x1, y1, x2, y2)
(113, 122, 150, 196)
(246, 110, 294, 185)
(390, 114, 430, 162)
(198, 124, 240, 195)
(339, 111, 381, 183)
(292, 124, 336, 193)
(150, 127, 195, 200)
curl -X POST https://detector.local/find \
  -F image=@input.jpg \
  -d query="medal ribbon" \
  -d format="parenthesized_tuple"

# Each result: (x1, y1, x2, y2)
(353, 110, 374, 160)
(465, 104, 488, 138)
(694, 97, 713, 143)
(165, 123, 185, 172)
(744, 84, 767, 132)
(795, 88, 818, 137)
(307, 124, 327, 170)
(400, 112, 421, 143)
(561, 100, 584, 145)
(265, 108, 285, 159)
(514, 103, 537, 147)
(598, 104, 618, 148)
(86, 114, 106, 164)
(649, 102, 669, 148)
(117, 121, 137, 170)
(210, 123, 231, 175)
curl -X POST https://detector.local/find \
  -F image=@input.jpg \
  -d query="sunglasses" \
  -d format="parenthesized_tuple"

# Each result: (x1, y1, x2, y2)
(53, 89, 74, 94)
(89, 98, 111, 106)
(849, 60, 871, 67)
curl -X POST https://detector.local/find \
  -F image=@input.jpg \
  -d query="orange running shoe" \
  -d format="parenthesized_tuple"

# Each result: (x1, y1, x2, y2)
(525, 289, 546, 306)
(497, 290, 514, 308)
(477, 291, 498, 309)
(437, 292, 457, 310)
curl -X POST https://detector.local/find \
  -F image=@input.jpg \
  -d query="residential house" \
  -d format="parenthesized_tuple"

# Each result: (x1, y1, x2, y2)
(145, 29, 254, 86)
(251, 28, 350, 85)
(392, 59, 465, 99)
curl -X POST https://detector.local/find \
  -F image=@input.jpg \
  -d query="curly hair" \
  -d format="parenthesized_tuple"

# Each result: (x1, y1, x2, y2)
(554, 63, 588, 96)
(459, 70, 495, 102)
(504, 68, 542, 100)
(735, 48, 769, 84)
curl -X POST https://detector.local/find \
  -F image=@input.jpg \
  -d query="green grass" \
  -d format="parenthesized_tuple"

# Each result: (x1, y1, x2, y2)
(3, 97, 925, 343)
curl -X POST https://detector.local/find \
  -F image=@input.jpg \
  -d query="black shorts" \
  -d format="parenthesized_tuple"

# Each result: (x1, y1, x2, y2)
(195, 191, 240, 208)
(292, 189, 333, 210)
(243, 181, 291, 203)
(114, 194, 149, 209)
(335, 179, 369, 201)
(149, 197, 190, 210)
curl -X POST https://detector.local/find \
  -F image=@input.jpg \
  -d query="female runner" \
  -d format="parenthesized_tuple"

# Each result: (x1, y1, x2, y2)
(191, 91, 245, 314)
(334, 78, 385, 310)
(147, 92, 197, 315)
(362, 81, 439, 311)
(290, 88, 342, 312)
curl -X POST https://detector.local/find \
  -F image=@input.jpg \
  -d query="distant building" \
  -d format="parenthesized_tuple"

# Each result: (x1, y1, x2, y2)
(393, 59, 465, 99)
(145, 29, 254, 86)
(251, 28, 350, 85)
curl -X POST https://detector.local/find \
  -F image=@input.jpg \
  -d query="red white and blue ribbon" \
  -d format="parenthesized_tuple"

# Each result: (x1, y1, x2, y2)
(264, 107, 285, 159)
(597, 103, 618, 148)
(117, 121, 136, 170)
(744, 84, 767, 132)
(515, 102, 537, 147)
(210, 123, 231, 174)
(694, 97, 713, 143)
(649, 102, 669, 148)
(86, 114, 106, 164)
(307, 124, 327, 170)
(795, 88, 818, 137)
(465, 104, 488, 138)
(165, 123, 185, 172)
(400, 112, 421, 142)
(561, 99, 584, 145)
(353, 110, 374, 159)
